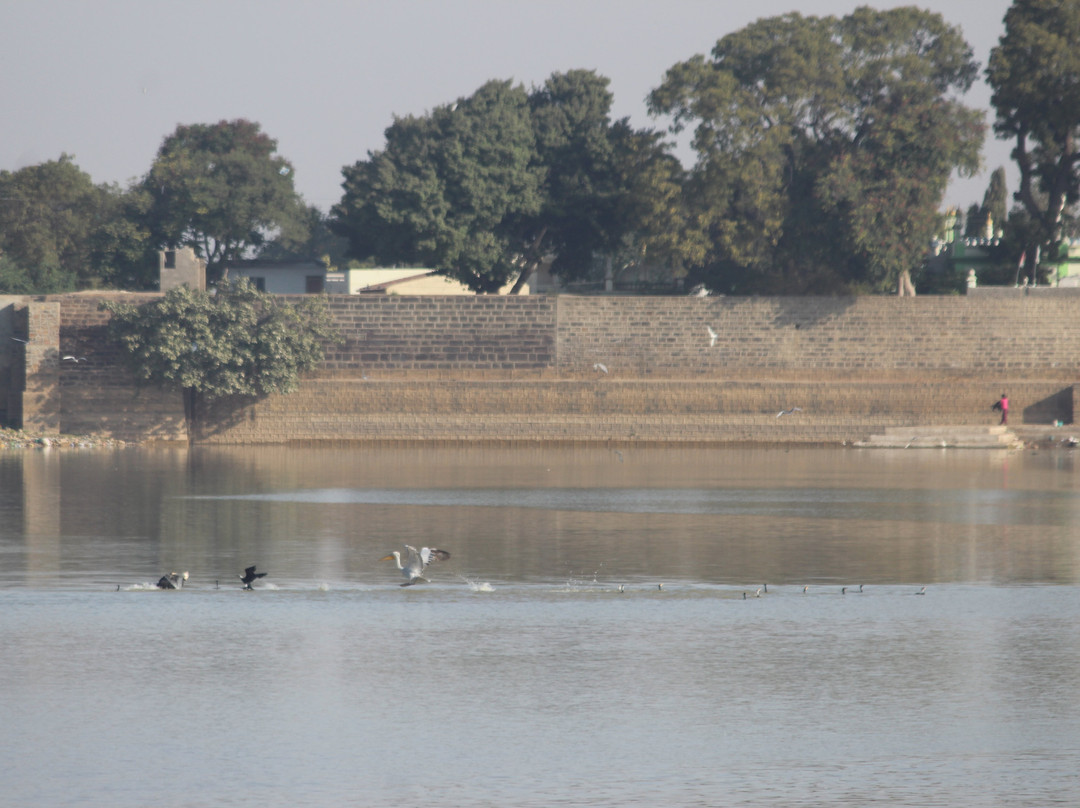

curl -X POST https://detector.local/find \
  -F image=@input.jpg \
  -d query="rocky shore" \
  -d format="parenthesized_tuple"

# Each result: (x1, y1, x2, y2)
(0, 427, 129, 450)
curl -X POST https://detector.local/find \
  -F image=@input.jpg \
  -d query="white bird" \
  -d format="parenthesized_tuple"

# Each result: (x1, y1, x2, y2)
(593, 363, 608, 374)
(10, 337, 28, 344)
(381, 545, 451, 587)
(776, 407, 803, 418)
(156, 571, 189, 590)
(62, 355, 87, 363)
(707, 326, 718, 347)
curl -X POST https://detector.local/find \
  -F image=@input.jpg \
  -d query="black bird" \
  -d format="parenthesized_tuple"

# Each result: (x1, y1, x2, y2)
(156, 571, 188, 589)
(240, 565, 267, 590)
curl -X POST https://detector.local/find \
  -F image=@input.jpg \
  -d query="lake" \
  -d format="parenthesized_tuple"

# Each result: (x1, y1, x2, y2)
(2, 445, 1079, 807)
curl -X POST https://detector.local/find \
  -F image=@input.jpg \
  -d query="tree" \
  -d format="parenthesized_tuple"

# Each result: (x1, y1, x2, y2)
(103, 280, 340, 435)
(256, 204, 352, 270)
(983, 166, 1009, 235)
(332, 80, 543, 293)
(332, 71, 681, 293)
(649, 7, 983, 294)
(0, 155, 100, 291)
(987, 0, 1080, 282)
(505, 70, 628, 292)
(143, 120, 309, 278)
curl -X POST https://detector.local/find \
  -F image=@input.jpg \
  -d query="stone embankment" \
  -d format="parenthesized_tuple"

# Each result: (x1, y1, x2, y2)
(3, 293, 1078, 446)
(0, 427, 127, 450)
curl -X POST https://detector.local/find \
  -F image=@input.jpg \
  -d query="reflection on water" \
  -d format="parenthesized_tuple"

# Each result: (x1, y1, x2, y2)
(1, 446, 1079, 806)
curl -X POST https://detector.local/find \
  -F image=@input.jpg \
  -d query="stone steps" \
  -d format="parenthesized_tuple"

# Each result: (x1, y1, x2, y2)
(854, 424, 1024, 449)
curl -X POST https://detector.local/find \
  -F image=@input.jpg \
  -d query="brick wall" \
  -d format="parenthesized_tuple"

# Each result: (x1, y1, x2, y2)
(556, 296, 1080, 377)
(2, 293, 1077, 444)
(319, 295, 557, 373)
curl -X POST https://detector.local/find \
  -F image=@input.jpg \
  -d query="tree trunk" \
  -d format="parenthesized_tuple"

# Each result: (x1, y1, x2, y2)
(182, 387, 198, 445)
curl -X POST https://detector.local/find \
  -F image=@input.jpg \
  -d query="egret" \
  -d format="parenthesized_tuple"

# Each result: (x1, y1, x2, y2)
(156, 571, 188, 590)
(707, 326, 718, 347)
(381, 545, 450, 586)
(240, 565, 267, 590)
(776, 407, 803, 418)
(593, 363, 608, 374)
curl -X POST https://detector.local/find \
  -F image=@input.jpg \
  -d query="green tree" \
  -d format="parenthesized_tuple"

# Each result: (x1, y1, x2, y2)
(333, 71, 680, 293)
(507, 70, 626, 291)
(987, 0, 1080, 276)
(649, 7, 983, 294)
(103, 280, 340, 435)
(332, 80, 543, 293)
(256, 204, 352, 270)
(143, 120, 309, 278)
(606, 123, 703, 287)
(0, 252, 72, 294)
(0, 155, 99, 291)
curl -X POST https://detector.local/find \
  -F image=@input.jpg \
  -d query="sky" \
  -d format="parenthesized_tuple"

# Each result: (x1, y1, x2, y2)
(1, 0, 1016, 215)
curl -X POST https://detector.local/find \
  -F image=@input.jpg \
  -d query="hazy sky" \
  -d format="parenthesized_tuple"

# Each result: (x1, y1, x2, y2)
(2, 0, 1015, 214)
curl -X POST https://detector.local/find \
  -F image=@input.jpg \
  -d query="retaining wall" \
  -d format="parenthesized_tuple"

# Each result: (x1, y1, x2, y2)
(1, 294, 1077, 444)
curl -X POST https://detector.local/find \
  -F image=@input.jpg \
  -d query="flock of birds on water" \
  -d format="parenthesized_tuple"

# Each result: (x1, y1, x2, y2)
(139, 547, 928, 598)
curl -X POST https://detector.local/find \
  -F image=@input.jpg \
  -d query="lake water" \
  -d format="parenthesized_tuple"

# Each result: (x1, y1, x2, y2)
(2, 445, 1079, 807)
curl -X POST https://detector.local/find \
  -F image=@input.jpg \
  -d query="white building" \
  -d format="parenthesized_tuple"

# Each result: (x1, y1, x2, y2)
(219, 259, 328, 294)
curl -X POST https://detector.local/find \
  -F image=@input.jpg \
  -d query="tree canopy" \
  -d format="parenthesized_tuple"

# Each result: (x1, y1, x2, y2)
(987, 0, 1080, 254)
(331, 79, 543, 293)
(331, 71, 685, 293)
(103, 280, 340, 431)
(142, 119, 309, 277)
(648, 6, 983, 294)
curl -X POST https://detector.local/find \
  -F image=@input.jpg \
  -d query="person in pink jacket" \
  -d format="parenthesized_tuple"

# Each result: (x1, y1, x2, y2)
(992, 393, 1009, 425)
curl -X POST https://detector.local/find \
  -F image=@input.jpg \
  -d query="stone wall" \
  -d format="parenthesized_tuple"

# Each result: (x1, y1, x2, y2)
(1, 293, 1078, 444)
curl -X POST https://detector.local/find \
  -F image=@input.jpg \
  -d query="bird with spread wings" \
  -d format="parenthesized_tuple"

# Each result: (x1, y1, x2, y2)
(381, 545, 451, 586)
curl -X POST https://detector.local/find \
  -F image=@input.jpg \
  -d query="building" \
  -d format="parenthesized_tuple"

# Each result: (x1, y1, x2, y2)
(159, 247, 206, 292)
(219, 259, 328, 294)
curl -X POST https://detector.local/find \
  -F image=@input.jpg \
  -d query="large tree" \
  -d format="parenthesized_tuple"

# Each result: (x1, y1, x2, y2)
(0, 156, 100, 291)
(332, 71, 683, 293)
(987, 0, 1080, 269)
(143, 119, 309, 277)
(332, 79, 544, 293)
(103, 279, 339, 435)
(0, 155, 153, 292)
(649, 7, 983, 294)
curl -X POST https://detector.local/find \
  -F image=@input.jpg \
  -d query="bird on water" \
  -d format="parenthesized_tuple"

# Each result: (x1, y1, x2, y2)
(381, 545, 451, 587)
(156, 571, 188, 590)
(240, 565, 267, 590)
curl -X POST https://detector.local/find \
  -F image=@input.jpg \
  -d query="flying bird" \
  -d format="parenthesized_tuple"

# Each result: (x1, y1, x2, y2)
(239, 565, 267, 590)
(776, 407, 803, 418)
(707, 326, 718, 347)
(381, 545, 451, 587)
(593, 363, 608, 374)
(62, 355, 87, 363)
(156, 571, 189, 590)
(10, 337, 28, 344)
